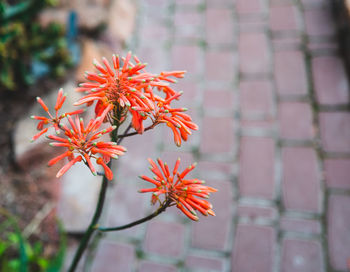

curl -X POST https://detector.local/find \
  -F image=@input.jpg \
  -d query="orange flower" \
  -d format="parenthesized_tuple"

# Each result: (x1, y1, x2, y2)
(75, 52, 186, 133)
(47, 105, 126, 180)
(31, 88, 84, 141)
(131, 91, 198, 146)
(153, 93, 198, 146)
(139, 158, 217, 221)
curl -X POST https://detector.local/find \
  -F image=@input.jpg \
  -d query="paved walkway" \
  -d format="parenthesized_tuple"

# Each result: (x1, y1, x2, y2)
(67, 0, 350, 271)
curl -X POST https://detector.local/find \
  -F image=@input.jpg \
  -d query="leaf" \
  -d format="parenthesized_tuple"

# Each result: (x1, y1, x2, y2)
(0, 242, 8, 256)
(7, 233, 19, 244)
(0, 209, 28, 272)
(37, 258, 49, 269)
(45, 223, 66, 272)
(7, 259, 21, 271)
(33, 242, 43, 256)
(14, 225, 28, 272)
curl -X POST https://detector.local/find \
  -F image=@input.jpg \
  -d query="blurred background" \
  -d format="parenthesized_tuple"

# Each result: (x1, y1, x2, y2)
(1, 0, 350, 271)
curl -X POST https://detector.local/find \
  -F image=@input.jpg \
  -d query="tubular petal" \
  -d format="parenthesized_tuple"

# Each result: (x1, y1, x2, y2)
(56, 156, 82, 178)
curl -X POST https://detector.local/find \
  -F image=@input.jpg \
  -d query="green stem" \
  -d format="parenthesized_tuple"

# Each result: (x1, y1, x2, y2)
(98, 199, 171, 232)
(67, 171, 109, 272)
(68, 126, 119, 272)
(117, 122, 157, 139)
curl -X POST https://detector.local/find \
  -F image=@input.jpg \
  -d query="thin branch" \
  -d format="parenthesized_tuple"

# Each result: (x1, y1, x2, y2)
(117, 123, 132, 145)
(117, 123, 156, 139)
(97, 199, 172, 232)
(68, 123, 120, 272)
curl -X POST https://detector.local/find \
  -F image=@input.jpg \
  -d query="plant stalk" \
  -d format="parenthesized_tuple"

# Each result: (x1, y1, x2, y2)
(98, 199, 171, 232)
(67, 126, 119, 272)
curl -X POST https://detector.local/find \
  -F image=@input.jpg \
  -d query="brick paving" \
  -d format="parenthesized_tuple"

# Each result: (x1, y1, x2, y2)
(62, 0, 350, 271)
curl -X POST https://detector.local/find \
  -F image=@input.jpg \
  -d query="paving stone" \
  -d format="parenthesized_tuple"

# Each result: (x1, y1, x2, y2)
(319, 112, 350, 153)
(272, 36, 302, 49)
(274, 50, 308, 96)
(270, 5, 298, 31)
(144, 0, 167, 8)
(205, 51, 236, 81)
(239, 137, 275, 199)
(200, 117, 235, 154)
(57, 161, 102, 232)
(300, 0, 328, 7)
(237, 205, 277, 220)
(138, 261, 178, 272)
(172, 45, 199, 77)
(236, 0, 263, 14)
(281, 239, 324, 272)
(117, 125, 158, 177)
(232, 224, 276, 272)
(138, 45, 168, 73)
(240, 119, 275, 130)
(240, 80, 273, 118)
(328, 194, 350, 270)
(192, 180, 233, 251)
(173, 7, 201, 40)
(203, 89, 235, 110)
(324, 159, 350, 189)
(312, 56, 349, 105)
(144, 221, 185, 257)
(175, 0, 202, 5)
(282, 147, 321, 212)
(106, 180, 145, 237)
(186, 254, 225, 271)
(280, 217, 321, 234)
(91, 240, 135, 272)
(140, 21, 168, 44)
(174, 81, 198, 102)
(308, 41, 337, 51)
(174, 10, 202, 27)
(197, 161, 233, 176)
(305, 8, 335, 36)
(206, 8, 234, 45)
(278, 102, 314, 140)
(239, 32, 270, 75)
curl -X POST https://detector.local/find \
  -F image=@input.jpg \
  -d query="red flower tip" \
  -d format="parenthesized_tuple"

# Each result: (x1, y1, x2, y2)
(46, 113, 125, 179)
(36, 97, 49, 112)
(139, 158, 217, 221)
(32, 89, 84, 141)
(76, 54, 196, 146)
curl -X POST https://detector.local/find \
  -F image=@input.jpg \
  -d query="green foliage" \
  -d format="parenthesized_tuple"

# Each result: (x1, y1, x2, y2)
(0, 0, 72, 91)
(0, 209, 66, 272)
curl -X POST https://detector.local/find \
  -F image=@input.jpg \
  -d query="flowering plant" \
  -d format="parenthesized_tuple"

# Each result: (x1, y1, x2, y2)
(31, 52, 217, 271)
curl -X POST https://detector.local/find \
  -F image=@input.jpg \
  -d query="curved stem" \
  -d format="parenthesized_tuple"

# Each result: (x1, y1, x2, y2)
(68, 173, 109, 272)
(68, 126, 119, 272)
(117, 123, 156, 139)
(98, 199, 172, 232)
(117, 123, 132, 145)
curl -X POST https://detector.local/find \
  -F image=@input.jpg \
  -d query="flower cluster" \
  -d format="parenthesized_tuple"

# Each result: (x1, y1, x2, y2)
(76, 52, 198, 146)
(32, 91, 126, 180)
(139, 158, 217, 221)
(31, 53, 217, 222)
(31, 88, 84, 141)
